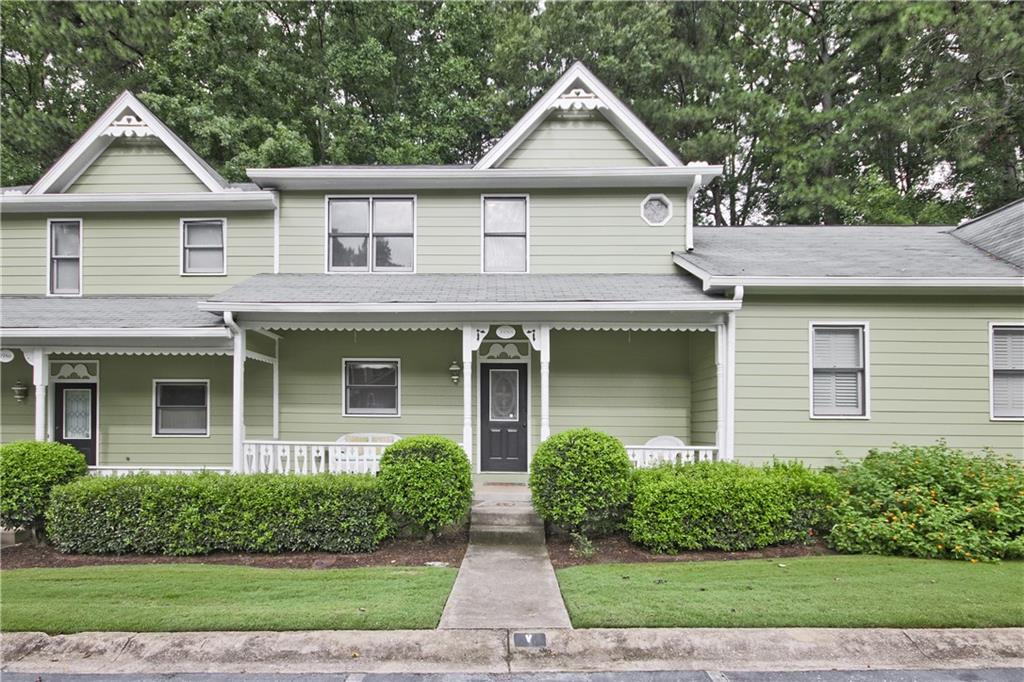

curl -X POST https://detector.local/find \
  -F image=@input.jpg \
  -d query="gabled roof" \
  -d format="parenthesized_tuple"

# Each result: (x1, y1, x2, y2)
(953, 198, 1024, 268)
(673, 225, 1024, 290)
(28, 91, 230, 195)
(474, 62, 693, 170)
(0, 296, 225, 330)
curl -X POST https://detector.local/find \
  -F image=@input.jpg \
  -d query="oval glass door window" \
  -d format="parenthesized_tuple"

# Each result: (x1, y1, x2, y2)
(489, 369, 519, 422)
(63, 388, 92, 439)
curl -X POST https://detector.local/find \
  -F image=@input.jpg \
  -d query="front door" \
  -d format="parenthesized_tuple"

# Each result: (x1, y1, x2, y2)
(54, 383, 97, 465)
(480, 363, 528, 472)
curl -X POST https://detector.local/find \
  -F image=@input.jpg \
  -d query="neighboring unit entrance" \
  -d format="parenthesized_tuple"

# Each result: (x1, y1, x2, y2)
(54, 382, 97, 465)
(480, 362, 528, 472)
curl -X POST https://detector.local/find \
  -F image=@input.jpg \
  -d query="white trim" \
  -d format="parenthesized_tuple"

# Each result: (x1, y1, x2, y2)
(272, 335, 280, 439)
(29, 91, 226, 194)
(0, 328, 230, 339)
(201, 300, 742, 314)
(476, 353, 532, 474)
(179, 217, 227, 276)
(641, 193, 673, 227)
(26, 347, 230, 357)
(272, 190, 281, 274)
(245, 350, 275, 364)
(808, 322, 871, 420)
(151, 378, 211, 438)
(481, 194, 530, 274)
(250, 322, 461, 332)
(48, 359, 101, 464)
(2, 192, 277, 213)
(474, 62, 687, 169)
(342, 358, 402, 418)
(989, 321, 1024, 421)
(324, 195, 417, 274)
(46, 218, 83, 297)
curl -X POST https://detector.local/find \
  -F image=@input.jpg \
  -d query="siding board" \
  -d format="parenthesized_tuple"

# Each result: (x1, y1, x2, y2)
(67, 139, 208, 193)
(500, 113, 651, 168)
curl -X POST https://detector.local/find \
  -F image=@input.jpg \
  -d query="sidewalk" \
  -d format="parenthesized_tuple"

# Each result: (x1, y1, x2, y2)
(4, 628, 1022, 674)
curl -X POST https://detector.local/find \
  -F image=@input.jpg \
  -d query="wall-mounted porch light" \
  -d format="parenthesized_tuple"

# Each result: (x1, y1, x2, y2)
(448, 361, 462, 385)
(11, 380, 29, 403)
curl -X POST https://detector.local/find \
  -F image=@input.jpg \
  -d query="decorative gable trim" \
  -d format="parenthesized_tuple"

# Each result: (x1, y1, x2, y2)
(475, 62, 687, 170)
(28, 91, 228, 195)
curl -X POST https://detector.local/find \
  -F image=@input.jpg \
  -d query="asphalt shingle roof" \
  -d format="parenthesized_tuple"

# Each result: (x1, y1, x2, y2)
(677, 225, 1023, 279)
(953, 199, 1024, 269)
(0, 296, 222, 329)
(206, 273, 720, 305)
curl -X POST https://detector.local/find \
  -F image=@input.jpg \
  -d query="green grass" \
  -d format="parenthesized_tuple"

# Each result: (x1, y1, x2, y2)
(556, 555, 1024, 628)
(1, 564, 457, 633)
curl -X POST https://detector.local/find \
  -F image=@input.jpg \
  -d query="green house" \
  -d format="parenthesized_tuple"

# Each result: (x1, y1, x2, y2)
(1, 63, 1021, 481)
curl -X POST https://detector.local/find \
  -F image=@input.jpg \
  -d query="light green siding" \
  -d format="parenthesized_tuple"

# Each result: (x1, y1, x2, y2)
(244, 358, 274, 440)
(500, 113, 652, 168)
(0, 353, 35, 443)
(733, 295, 1024, 466)
(689, 330, 718, 446)
(278, 188, 686, 274)
(0, 211, 273, 295)
(67, 139, 209, 194)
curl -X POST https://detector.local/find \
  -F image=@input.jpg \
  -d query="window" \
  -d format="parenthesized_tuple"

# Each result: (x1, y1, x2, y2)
(482, 196, 527, 272)
(811, 324, 867, 417)
(49, 219, 81, 295)
(181, 219, 226, 274)
(641, 193, 673, 226)
(328, 197, 414, 272)
(343, 360, 399, 416)
(154, 381, 209, 436)
(992, 325, 1024, 419)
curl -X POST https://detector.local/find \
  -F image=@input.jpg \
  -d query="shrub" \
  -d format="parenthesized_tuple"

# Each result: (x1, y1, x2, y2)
(0, 441, 87, 541)
(828, 443, 1024, 562)
(378, 436, 472, 537)
(627, 461, 840, 553)
(45, 472, 391, 555)
(529, 428, 633, 537)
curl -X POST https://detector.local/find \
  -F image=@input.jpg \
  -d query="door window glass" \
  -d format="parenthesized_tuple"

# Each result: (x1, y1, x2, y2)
(489, 369, 519, 422)
(63, 388, 92, 439)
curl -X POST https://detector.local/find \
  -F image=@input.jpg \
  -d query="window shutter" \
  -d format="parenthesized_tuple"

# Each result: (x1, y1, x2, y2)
(812, 373, 836, 414)
(813, 327, 862, 368)
(993, 373, 1024, 418)
(993, 328, 1024, 371)
(833, 371, 862, 412)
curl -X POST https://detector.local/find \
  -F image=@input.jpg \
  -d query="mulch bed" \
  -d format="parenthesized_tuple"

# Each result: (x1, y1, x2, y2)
(547, 532, 833, 569)
(0, 528, 468, 570)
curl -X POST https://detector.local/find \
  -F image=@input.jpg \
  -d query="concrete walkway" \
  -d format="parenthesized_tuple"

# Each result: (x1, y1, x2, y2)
(438, 484, 572, 630)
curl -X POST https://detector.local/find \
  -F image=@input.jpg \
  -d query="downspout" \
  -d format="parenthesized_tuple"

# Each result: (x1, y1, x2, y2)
(685, 174, 703, 252)
(225, 311, 246, 472)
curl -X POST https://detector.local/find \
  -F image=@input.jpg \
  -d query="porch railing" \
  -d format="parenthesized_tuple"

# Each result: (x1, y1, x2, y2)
(242, 440, 387, 475)
(625, 445, 720, 468)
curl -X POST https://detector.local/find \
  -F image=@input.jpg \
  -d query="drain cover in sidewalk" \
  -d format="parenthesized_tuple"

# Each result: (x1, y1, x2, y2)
(513, 632, 547, 648)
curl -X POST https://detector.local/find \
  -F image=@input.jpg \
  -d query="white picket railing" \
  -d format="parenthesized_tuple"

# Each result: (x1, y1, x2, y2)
(89, 465, 231, 477)
(625, 445, 720, 468)
(242, 438, 395, 475)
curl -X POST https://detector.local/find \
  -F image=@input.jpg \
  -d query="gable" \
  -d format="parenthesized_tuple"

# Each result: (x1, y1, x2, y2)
(498, 112, 652, 169)
(66, 138, 209, 194)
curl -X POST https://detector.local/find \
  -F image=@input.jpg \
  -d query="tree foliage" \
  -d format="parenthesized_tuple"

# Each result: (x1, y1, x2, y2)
(3, 0, 1021, 224)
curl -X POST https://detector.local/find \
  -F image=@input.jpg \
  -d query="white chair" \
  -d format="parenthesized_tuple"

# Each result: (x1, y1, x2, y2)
(644, 435, 687, 466)
(333, 433, 401, 473)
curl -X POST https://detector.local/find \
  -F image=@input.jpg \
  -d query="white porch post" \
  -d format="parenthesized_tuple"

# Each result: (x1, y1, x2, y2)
(23, 349, 49, 441)
(522, 325, 552, 442)
(272, 336, 280, 440)
(715, 323, 727, 458)
(462, 325, 490, 462)
(231, 326, 246, 472)
(725, 310, 737, 460)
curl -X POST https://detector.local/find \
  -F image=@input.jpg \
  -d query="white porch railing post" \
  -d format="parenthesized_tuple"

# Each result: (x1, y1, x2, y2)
(24, 349, 49, 441)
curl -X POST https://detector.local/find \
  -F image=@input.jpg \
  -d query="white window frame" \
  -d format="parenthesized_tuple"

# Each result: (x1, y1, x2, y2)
(989, 322, 1024, 421)
(342, 358, 401, 417)
(46, 218, 83, 297)
(808, 321, 871, 420)
(324, 195, 417, 273)
(480, 194, 530, 274)
(640, 193, 673, 226)
(180, 218, 227, 276)
(152, 379, 211, 437)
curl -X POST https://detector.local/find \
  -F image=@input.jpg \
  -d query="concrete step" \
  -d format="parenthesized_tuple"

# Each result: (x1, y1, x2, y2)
(469, 524, 545, 546)
(471, 507, 543, 527)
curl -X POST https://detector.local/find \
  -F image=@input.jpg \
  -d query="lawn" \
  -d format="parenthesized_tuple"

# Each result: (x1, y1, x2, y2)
(1, 564, 457, 633)
(556, 555, 1024, 628)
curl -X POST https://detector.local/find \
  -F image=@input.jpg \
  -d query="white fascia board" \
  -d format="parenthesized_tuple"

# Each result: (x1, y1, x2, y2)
(474, 62, 685, 169)
(28, 91, 227, 194)
(199, 300, 742, 314)
(246, 165, 723, 191)
(0, 327, 230, 339)
(0, 192, 277, 213)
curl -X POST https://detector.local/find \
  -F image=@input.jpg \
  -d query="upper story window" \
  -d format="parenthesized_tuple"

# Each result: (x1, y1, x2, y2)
(482, 195, 528, 273)
(991, 325, 1024, 420)
(811, 324, 868, 418)
(328, 197, 415, 272)
(181, 219, 226, 275)
(48, 219, 82, 296)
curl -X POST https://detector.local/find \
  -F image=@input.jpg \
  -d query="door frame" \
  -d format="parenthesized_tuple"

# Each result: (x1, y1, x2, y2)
(475, 351, 531, 474)
(48, 359, 101, 465)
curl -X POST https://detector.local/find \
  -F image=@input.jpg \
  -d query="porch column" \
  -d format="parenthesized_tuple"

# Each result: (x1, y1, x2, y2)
(715, 323, 727, 458)
(23, 349, 49, 441)
(462, 325, 490, 462)
(522, 325, 552, 442)
(725, 311, 737, 460)
(231, 327, 246, 472)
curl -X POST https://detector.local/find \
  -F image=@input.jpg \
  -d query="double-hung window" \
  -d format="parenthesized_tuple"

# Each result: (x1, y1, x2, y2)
(154, 381, 209, 436)
(482, 196, 528, 272)
(49, 219, 82, 295)
(991, 325, 1024, 419)
(181, 219, 226, 274)
(343, 360, 400, 416)
(328, 197, 414, 272)
(811, 324, 868, 417)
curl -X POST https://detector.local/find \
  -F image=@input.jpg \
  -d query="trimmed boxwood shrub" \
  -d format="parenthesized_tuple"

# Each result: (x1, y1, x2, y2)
(529, 428, 633, 537)
(828, 443, 1024, 562)
(378, 436, 472, 537)
(0, 440, 87, 541)
(627, 461, 840, 553)
(45, 472, 391, 555)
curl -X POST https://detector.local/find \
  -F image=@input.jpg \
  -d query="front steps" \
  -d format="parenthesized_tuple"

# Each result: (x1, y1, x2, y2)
(469, 484, 543, 545)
